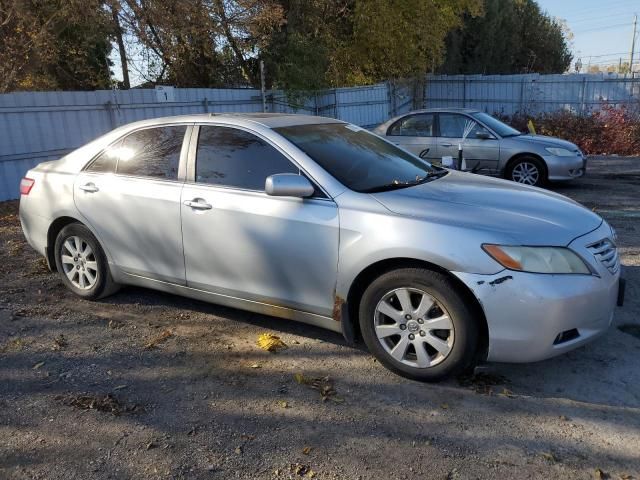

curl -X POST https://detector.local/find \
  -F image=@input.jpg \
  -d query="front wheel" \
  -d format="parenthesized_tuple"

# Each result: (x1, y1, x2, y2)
(54, 223, 118, 300)
(506, 156, 547, 187)
(359, 268, 478, 382)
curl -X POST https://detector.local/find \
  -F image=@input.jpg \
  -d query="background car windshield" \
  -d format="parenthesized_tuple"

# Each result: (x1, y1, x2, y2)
(471, 112, 521, 137)
(275, 123, 434, 192)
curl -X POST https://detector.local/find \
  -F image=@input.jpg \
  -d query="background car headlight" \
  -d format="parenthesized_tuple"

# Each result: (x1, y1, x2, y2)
(545, 147, 574, 157)
(482, 244, 591, 274)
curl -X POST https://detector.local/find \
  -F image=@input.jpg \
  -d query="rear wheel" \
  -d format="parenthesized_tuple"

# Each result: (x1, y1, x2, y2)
(506, 156, 546, 187)
(54, 223, 118, 300)
(359, 268, 478, 382)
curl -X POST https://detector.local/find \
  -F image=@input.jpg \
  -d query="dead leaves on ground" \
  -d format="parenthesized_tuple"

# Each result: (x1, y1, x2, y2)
(62, 393, 144, 416)
(457, 371, 510, 396)
(143, 329, 173, 350)
(294, 373, 344, 403)
(256, 333, 287, 352)
(52, 334, 67, 350)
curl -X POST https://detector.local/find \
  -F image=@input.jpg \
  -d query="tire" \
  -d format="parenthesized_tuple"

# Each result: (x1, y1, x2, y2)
(54, 223, 119, 300)
(359, 268, 478, 382)
(506, 156, 547, 187)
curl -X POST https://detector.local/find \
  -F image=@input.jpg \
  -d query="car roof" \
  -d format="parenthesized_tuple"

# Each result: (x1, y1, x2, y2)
(115, 113, 345, 130)
(403, 107, 481, 114)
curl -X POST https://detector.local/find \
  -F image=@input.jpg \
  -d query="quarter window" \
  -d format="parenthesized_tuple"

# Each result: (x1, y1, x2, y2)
(86, 141, 122, 173)
(115, 126, 187, 180)
(195, 126, 299, 191)
(388, 114, 435, 137)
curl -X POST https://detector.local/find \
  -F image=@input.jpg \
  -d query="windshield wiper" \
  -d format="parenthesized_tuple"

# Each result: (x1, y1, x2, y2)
(362, 170, 447, 193)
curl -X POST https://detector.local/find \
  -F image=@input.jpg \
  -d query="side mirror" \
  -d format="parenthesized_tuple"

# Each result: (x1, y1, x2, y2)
(476, 131, 493, 140)
(265, 173, 315, 198)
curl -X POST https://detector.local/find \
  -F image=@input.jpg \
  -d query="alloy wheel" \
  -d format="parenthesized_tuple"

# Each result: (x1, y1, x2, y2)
(511, 161, 540, 185)
(60, 235, 98, 290)
(374, 287, 455, 368)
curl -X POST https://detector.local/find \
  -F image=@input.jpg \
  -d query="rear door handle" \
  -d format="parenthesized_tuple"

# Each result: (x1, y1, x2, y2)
(79, 183, 99, 193)
(440, 143, 453, 147)
(183, 199, 212, 210)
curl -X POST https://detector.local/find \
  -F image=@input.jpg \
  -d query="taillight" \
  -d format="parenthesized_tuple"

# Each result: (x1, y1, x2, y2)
(20, 177, 35, 195)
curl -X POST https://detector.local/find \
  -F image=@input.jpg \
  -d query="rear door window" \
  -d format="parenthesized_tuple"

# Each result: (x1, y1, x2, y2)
(388, 114, 435, 137)
(115, 126, 187, 180)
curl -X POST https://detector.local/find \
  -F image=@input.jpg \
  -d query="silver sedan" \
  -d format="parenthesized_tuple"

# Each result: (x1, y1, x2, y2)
(19, 113, 622, 381)
(373, 108, 587, 187)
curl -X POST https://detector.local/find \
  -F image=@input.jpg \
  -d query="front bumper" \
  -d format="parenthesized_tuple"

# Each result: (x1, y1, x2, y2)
(544, 154, 587, 181)
(453, 222, 620, 363)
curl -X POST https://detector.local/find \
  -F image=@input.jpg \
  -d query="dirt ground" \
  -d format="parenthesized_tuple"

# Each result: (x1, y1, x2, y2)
(1, 157, 639, 480)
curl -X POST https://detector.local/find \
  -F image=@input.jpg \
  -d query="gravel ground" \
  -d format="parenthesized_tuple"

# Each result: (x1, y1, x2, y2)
(1, 156, 639, 480)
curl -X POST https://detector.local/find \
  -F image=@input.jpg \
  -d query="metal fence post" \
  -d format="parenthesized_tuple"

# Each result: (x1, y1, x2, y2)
(202, 97, 209, 113)
(104, 101, 117, 129)
(462, 75, 467, 108)
(580, 77, 587, 115)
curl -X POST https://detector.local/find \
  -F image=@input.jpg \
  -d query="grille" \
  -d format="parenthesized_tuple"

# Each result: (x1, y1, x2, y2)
(587, 238, 619, 274)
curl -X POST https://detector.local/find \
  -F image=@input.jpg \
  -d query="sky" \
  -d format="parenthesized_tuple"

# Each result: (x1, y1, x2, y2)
(536, 0, 639, 71)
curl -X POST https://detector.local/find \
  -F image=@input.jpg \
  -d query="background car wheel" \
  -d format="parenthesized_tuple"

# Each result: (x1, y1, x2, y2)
(359, 268, 478, 382)
(506, 156, 547, 187)
(54, 223, 118, 300)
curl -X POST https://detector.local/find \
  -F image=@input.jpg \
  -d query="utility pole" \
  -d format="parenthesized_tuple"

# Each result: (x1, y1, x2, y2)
(631, 14, 637, 73)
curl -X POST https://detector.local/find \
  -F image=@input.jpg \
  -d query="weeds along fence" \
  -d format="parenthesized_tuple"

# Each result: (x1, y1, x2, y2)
(1, 73, 638, 200)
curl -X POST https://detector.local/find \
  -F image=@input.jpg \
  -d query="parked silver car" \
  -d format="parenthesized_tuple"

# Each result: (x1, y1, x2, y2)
(19, 113, 623, 381)
(373, 108, 587, 187)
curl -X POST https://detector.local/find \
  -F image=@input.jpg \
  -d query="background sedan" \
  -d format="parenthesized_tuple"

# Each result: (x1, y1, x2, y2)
(373, 108, 587, 187)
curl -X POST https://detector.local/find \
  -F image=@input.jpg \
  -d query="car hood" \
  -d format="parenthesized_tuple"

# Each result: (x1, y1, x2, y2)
(509, 134, 580, 151)
(371, 171, 602, 245)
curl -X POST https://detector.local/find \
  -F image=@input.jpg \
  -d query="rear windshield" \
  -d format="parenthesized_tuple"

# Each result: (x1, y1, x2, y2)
(275, 123, 436, 192)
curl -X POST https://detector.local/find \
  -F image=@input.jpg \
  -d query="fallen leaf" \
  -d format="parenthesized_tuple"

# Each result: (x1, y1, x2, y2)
(33, 361, 45, 370)
(618, 474, 633, 480)
(440, 403, 449, 409)
(594, 468, 608, 479)
(256, 333, 287, 352)
(146, 441, 156, 450)
(234, 446, 242, 454)
(499, 388, 516, 398)
(294, 374, 343, 403)
(250, 363, 261, 369)
(540, 451, 558, 463)
(559, 415, 570, 421)
(302, 446, 312, 455)
(108, 319, 123, 329)
(144, 329, 173, 350)
(52, 334, 67, 350)
(277, 400, 289, 409)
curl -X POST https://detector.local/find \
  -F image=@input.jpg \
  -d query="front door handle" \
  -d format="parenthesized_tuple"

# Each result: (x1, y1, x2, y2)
(79, 183, 99, 193)
(440, 143, 453, 147)
(183, 199, 212, 210)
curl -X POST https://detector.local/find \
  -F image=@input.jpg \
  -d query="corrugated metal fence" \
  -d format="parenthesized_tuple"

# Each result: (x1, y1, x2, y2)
(1, 73, 638, 201)
(0, 82, 415, 201)
(425, 73, 640, 116)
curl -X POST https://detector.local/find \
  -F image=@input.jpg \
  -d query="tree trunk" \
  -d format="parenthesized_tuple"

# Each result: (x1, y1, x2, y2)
(111, 4, 130, 89)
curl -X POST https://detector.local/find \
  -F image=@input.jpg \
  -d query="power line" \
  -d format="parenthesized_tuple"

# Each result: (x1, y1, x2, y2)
(573, 22, 632, 34)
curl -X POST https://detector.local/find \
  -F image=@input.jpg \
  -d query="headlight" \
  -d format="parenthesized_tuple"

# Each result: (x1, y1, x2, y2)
(482, 244, 591, 274)
(545, 147, 574, 157)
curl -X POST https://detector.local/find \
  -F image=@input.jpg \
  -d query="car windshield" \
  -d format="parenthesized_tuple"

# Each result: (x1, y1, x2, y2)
(471, 112, 521, 137)
(275, 123, 442, 193)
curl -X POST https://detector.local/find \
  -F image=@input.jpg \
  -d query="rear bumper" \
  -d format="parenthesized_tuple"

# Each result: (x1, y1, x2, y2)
(454, 268, 620, 363)
(19, 197, 50, 258)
